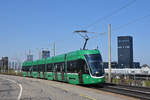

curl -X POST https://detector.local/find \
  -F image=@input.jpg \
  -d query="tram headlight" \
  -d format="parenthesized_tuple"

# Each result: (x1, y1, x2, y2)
(95, 71, 99, 74)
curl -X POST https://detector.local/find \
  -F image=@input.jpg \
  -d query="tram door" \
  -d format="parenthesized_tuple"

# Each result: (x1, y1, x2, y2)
(61, 63, 65, 81)
(78, 60, 85, 84)
(79, 71, 83, 83)
(38, 65, 40, 78)
(64, 54, 67, 82)
(43, 64, 45, 78)
(54, 64, 58, 80)
(30, 67, 32, 78)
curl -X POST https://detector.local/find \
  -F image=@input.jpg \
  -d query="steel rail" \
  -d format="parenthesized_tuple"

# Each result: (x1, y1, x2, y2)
(94, 83, 150, 100)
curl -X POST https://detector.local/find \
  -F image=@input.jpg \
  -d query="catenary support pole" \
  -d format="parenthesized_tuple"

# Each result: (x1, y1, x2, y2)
(108, 24, 112, 83)
(52, 42, 55, 57)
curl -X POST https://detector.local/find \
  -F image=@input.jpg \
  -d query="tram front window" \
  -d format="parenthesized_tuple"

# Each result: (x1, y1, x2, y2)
(85, 54, 104, 77)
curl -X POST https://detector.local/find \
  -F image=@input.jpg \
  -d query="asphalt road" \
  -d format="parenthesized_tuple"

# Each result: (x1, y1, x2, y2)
(0, 75, 138, 100)
(0, 77, 20, 100)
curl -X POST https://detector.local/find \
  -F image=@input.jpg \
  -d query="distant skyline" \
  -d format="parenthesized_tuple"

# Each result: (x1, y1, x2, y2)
(0, 0, 150, 65)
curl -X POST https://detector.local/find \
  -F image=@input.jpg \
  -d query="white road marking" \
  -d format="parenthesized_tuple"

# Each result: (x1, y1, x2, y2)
(18, 84, 23, 100)
(0, 77, 23, 100)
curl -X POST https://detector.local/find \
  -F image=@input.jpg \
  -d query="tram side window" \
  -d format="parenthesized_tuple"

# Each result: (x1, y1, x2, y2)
(62, 63, 65, 72)
(54, 63, 65, 72)
(39, 65, 42, 72)
(77, 60, 87, 73)
(67, 59, 88, 74)
(24, 66, 27, 72)
(26, 66, 30, 72)
(47, 64, 53, 72)
(42, 64, 45, 72)
(22, 66, 25, 71)
(84, 63, 89, 74)
(71, 61, 77, 73)
(22, 66, 26, 71)
(54, 63, 61, 72)
(67, 61, 77, 73)
(38, 64, 45, 72)
(28, 66, 32, 71)
(57, 63, 61, 72)
(33, 65, 37, 71)
(67, 62, 71, 73)
(54, 64, 57, 72)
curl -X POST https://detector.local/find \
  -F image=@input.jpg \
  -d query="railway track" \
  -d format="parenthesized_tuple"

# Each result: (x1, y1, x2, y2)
(97, 83, 150, 100)
(2, 74, 150, 99)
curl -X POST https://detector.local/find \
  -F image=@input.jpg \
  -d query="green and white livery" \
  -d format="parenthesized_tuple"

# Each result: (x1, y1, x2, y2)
(22, 49, 105, 85)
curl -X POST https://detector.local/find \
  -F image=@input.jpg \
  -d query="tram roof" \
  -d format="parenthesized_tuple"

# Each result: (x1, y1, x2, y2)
(37, 59, 46, 64)
(22, 61, 32, 66)
(22, 49, 100, 65)
(46, 49, 100, 63)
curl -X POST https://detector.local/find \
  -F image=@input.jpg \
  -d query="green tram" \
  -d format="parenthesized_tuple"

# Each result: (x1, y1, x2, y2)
(22, 49, 105, 85)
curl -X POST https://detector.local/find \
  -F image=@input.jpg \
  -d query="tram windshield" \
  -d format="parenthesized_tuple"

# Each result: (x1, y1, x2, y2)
(85, 54, 104, 77)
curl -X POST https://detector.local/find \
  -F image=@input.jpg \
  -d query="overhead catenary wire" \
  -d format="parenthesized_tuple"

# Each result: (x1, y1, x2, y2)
(113, 13, 150, 31)
(90, 32, 107, 39)
(84, 0, 136, 29)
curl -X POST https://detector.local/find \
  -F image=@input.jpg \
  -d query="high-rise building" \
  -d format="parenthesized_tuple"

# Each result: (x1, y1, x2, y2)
(0, 59, 3, 72)
(27, 54, 33, 61)
(41, 50, 50, 59)
(9, 60, 22, 71)
(0, 57, 9, 72)
(133, 62, 140, 68)
(118, 36, 133, 68)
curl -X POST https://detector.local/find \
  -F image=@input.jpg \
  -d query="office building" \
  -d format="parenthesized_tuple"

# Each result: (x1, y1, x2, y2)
(27, 54, 33, 61)
(133, 62, 140, 68)
(0, 57, 8, 72)
(41, 50, 50, 59)
(118, 36, 133, 68)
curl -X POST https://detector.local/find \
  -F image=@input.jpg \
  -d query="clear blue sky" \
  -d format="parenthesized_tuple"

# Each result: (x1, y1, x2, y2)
(0, 0, 150, 65)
